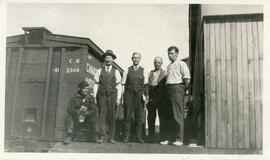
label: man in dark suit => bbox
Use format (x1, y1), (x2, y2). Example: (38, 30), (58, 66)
(122, 52), (148, 143)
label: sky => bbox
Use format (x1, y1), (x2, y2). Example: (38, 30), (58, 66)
(6, 3), (189, 72)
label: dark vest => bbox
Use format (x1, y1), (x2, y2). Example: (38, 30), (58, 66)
(125, 66), (144, 92)
(98, 67), (117, 96)
(148, 69), (166, 86)
(148, 69), (166, 99)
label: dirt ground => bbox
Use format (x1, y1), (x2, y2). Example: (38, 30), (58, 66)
(5, 139), (55, 152)
(5, 139), (261, 154)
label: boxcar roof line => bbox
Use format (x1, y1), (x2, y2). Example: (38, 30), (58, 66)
(6, 27), (123, 72)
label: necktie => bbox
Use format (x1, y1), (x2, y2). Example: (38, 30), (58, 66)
(106, 68), (110, 74)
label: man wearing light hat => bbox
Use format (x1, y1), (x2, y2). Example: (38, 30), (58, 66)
(93, 49), (122, 143)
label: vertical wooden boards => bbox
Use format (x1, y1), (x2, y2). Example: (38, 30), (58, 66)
(54, 48), (66, 139)
(257, 20), (263, 150)
(241, 19), (250, 149)
(202, 14), (263, 149)
(5, 48), (11, 134)
(220, 20), (228, 148)
(214, 20), (222, 148)
(252, 20), (262, 149)
(20, 48), (48, 137)
(5, 48), (19, 136)
(6, 48), (11, 78)
(209, 20), (217, 148)
(231, 20), (239, 149)
(236, 20), (244, 149)
(204, 22), (211, 147)
(225, 20), (233, 149)
(41, 47), (53, 137)
(247, 19), (256, 149)
(45, 48), (61, 138)
(10, 48), (23, 136)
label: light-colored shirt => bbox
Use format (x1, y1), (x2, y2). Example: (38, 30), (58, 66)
(166, 57), (190, 84)
(147, 69), (166, 86)
(93, 65), (122, 100)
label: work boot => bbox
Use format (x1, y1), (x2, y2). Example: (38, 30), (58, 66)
(136, 126), (144, 143)
(108, 139), (116, 144)
(137, 137), (144, 143)
(96, 139), (104, 144)
(95, 134), (104, 144)
(63, 136), (72, 145)
(147, 135), (155, 143)
(123, 137), (129, 143)
(95, 135), (100, 143)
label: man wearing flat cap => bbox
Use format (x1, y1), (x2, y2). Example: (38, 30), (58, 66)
(93, 49), (122, 143)
(63, 80), (98, 145)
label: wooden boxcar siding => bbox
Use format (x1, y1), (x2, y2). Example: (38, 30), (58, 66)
(54, 47), (101, 139)
(202, 16), (263, 149)
(5, 48), (19, 136)
(5, 46), (102, 140)
(8, 47), (50, 137)
(6, 30), (123, 140)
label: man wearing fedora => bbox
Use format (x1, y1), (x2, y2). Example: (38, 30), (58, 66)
(93, 49), (122, 143)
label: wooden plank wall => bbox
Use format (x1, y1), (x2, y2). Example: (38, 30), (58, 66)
(201, 15), (263, 149)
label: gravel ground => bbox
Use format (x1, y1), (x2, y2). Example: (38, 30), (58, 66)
(5, 139), (56, 152)
(5, 139), (261, 154)
(49, 141), (261, 154)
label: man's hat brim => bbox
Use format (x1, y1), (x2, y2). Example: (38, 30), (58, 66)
(103, 52), (116, 60)
(78, 81), (89, 89)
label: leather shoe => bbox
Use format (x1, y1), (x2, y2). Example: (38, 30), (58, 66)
(109, 139), (116, 143)
(95, 138), (104, 144)
(123, 137), (129, 143)
(63, 136), (72, 145)
(137, 138), (144, 143)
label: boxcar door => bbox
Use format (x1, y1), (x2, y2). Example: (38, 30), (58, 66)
(12, 48), (49, 137)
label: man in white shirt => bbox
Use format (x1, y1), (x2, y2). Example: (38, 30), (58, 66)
(165, 46), (190, 146)
(122, 52), (148, 143)
(93, 50), (121, 143)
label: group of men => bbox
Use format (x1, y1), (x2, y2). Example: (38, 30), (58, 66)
(64, 46), (190, 146)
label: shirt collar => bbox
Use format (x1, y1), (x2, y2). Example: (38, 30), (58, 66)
(175, 55), (181, 61)
(105, 65), (112, 70)
(75, 92), (86, 99)
(133, 65), (139, 70)
(153, 68), (162, 72)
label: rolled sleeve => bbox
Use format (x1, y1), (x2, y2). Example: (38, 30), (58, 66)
(115, 70), (122, 84)
(147, 71), (151, 85)
(115, 70), (122, 100)
(121, 69), (128, 85)
(93, 69), (101, 98)
(144, 70), (148, 84)
(179, 61), (190, 79)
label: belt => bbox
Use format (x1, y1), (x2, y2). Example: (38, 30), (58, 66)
(166, 83), (184, 86)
